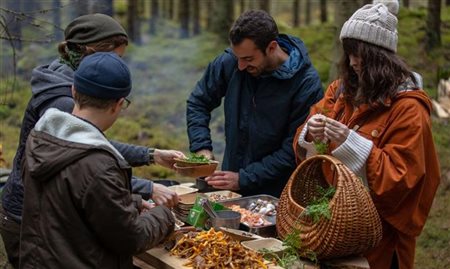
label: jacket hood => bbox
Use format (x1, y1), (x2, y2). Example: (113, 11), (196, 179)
(396, 89), (432, 114)
(271, 34), (312, 80)
(386, 73), (431, 114)
(31, 59), (74, 96)
(26, 108), (128, 180)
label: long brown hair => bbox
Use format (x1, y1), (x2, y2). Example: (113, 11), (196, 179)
(57, 35), (128, 70)
(339, 38), (415, 106)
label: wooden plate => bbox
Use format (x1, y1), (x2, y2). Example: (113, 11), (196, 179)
(167, 185), (198, 196)
(219, 227), (262, 241)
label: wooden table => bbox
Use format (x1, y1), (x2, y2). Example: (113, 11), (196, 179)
(134, 245), (370, 269)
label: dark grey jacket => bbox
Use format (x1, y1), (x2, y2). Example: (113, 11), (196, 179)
(187, 34), (323, 197)
(1, 59), (152, 222)
(20, 109), (174, 269)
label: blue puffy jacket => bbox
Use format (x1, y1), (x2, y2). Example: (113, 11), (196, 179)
(187, 34), (323, 197)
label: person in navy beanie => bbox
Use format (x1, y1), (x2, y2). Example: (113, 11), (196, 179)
(19, 52), (175, 269)
(0, 14), (183, 267)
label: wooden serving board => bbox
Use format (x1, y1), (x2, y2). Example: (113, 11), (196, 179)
(135, 246), (289, 269)
(135, 245), (369, 269)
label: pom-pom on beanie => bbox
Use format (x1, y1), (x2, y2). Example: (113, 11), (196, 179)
(340, 0), (399, 52)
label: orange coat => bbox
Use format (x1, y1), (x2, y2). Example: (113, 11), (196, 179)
(294, 80), (440, 269)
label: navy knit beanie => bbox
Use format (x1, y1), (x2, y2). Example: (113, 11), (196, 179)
(74, 52), (131, 99)
(65, 13), (128, 44)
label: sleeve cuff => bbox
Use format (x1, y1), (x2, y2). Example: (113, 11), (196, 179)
(297, 124), (317, 159)
(332, 130), (373, 179)
(148, 148), (155, 165)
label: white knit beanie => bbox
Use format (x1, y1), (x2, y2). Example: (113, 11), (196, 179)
(340, 0), (399, 52)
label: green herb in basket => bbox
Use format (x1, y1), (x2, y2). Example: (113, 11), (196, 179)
(185, 153), (210, 163)
(304, 186), (336, 223)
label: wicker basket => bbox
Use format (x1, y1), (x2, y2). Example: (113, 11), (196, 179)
(276, 155), (382, 260)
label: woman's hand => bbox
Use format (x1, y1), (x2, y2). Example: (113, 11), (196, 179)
(323, 117), (350, 147)
(307, 114), (327, 142)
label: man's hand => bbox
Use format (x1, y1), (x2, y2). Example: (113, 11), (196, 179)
(151, 183), (179, 208)
(196, 149), (215, 160)
(154, 149), (185, 169)
(205, 171), (239, 191)
(140, 199), (156, 214)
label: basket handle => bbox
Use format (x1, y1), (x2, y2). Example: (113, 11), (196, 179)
(286, 154), (350, 195)
(307, 154), (343, 166)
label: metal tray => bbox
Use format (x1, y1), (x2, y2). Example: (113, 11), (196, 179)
(219, 194), (279, 237)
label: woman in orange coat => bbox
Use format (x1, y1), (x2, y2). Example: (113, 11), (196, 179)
(293, 1), (440, 268)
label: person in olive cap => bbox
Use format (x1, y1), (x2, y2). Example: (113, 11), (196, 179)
(19, 52), (175, 269)
(0, 13), (182, 267)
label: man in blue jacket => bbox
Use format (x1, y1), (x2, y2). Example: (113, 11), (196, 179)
(186, 10), (323, 197)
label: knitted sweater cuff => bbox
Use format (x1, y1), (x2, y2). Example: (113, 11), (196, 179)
(332, 130), (373, 179)
(297, 124), (317, 159)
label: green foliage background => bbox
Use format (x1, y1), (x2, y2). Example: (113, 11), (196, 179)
(0, 6), (449, 268)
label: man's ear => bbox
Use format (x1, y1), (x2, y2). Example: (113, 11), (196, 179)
(111, 98), (124, 113)
(266, 40), (277, 55)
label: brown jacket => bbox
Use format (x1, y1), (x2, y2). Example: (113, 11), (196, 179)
(294, 80), (440, 269)
(20, 109), (175, 269)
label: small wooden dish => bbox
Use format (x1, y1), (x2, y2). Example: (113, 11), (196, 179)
(174, 161), (219, 178)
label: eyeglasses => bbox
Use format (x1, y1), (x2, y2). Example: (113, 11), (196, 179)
(121, 98), (131, 110)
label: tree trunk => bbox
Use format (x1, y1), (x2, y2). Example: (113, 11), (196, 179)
(52, 0), (63, 41)
(293, 0), (301, 27)
(127, 0), (142, 44)
(328, 0), (361, 82)
(4, 0), (22, 50)
(205, 0), (214, 31)
(260, 0), (270, 13)
(240, 0), (245, 13)
(92, 0), (113, 15)
(425, 0), (441, 51)
(403, 0), (410, 8)
(179, 0), (190, 38)
(149, 0), (159, 35)
(71, 0), (89, 19)
(168, 0), (174, 19)
(249, 0), (257, 9)
(446, 0), (450, 7)
(305, 0), (311, 25)
(320, 0), (327, 23)
(193, 0), (201, 35)
(211, 0), (234, 43)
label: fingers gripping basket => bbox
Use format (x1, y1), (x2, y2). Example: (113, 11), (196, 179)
(276, 155), (382, 260)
